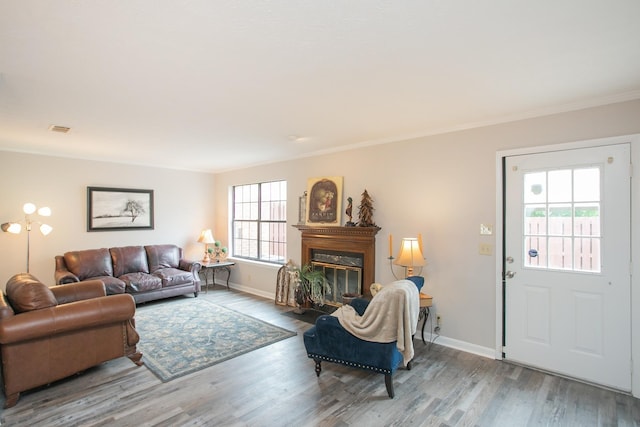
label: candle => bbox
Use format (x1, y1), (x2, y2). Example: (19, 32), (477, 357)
(418, 233), (423, 254)
(389, 234), (393, 258)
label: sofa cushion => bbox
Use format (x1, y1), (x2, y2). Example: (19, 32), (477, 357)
(5, 273), (58, 313)
(95, 276), (126, 295)
(119, 272), (162, 293)
(153, 268), (194, 287)
(110, 246), (149, 277)
(145, 244), (181, 273)
(64, 248), (114, 280)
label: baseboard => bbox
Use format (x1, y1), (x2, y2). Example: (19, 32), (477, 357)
(428, 335), (496, 359)
(218, 281), (275, 300)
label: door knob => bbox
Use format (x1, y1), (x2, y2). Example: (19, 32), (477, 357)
(505, 270), (516, 279)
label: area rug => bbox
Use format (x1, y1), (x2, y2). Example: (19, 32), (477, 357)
(134, 298), (296, 382)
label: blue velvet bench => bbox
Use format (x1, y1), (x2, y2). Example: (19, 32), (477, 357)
(302, 297), (411, 398)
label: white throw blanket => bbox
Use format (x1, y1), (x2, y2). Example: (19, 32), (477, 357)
(331, 280), (419, 366)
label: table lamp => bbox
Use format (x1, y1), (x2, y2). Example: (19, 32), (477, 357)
(393, 237), (425, 277)
(197, 229), (215, 263)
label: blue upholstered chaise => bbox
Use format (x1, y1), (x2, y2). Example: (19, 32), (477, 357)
(303, 297), (410, 398)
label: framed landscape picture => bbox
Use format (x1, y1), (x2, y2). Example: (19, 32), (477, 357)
(306, 176), (343, 226)
(87, 187), (154, 231)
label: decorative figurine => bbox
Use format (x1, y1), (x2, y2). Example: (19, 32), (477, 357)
(357, 189), (376, 227)
(345, 196), (356, 226)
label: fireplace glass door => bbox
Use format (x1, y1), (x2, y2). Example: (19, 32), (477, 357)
(311, 261), (362, 306)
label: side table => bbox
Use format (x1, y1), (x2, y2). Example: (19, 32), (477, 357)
(200, 261), (235, 292)
(419, 293), (433, 344)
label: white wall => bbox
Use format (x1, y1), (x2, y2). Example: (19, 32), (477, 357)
(215, 99), (640, 358)
(0, 153), (215, 288)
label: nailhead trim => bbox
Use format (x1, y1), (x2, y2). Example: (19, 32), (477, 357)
(307, 353), (392, 374)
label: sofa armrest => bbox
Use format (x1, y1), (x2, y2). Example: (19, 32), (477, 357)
(179, 259), (201, 274)
(0, 293), (136, 345)
(55, 255), (80, 284)
(55, 271), (80, 285)
(50, 280), (107, 305)
(0, 293), (15, 320)
(53, 255), (80, 285)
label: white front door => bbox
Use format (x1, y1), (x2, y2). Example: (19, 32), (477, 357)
(504, 143), (631, 390)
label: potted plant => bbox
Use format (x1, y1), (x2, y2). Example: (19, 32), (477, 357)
(294, 264), (330, 308)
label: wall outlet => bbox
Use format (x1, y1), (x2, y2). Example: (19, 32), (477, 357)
(436, 314), (442, 327)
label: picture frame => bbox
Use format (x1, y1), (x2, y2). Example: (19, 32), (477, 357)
(87, 186), (154, 231)
(306, 176), (343, 226)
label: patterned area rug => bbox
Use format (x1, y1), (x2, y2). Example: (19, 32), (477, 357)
(135, 297), (296, 382)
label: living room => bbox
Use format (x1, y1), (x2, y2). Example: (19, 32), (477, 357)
(3, 100), (640, 339)
(2, 1), (640, 425)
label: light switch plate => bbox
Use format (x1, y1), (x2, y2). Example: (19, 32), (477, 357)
(480, 224), (493, 235)
(479, 243), (493, 256)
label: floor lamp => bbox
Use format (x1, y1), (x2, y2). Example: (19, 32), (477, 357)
(1, 203), (53, 273)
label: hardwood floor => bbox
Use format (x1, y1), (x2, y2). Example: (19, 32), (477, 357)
(2, 286), (640, 426)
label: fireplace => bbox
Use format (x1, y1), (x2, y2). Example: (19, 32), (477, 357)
(293, 225), (381, 303)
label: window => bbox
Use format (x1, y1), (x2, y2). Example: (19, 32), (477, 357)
(523, 167), (601, 272)
(232, 180), (287, 263)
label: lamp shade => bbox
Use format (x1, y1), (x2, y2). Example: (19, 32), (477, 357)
(40, 223), (53, 235)
(22, 203), (36, 215)
(37, 206), (52, 216)
(393, 238), (425, 267)
(1, 223), (22, 234)
(197, 229), (215, 244)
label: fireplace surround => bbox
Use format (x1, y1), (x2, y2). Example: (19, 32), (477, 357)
(293, 225), (381, 301)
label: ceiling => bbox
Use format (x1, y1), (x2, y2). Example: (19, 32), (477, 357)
(1, 1), (640, 173)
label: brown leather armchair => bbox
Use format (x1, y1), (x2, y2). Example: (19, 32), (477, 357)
(0, 273), (142, 408)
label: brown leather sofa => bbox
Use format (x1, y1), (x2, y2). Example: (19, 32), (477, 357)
(0, 273), (142, 408)
(55, 244), (201, 304)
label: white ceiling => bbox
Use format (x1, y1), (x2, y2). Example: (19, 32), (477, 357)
(1, 1), (640, 173)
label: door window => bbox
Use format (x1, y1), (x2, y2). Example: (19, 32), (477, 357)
(523, 167), (601, 272)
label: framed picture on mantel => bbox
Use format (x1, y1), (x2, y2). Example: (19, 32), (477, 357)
(306, 176), (343, 226)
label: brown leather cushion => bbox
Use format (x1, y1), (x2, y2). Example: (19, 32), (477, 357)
(5, 273), (58, 313)
(120, 272), (162, 293)
(145, 245), (181, 273)
(64, 248), (114, 280)
(92, 276), (126, 295)
(110, 246), (149, 277)
(153, 268), (193, 287)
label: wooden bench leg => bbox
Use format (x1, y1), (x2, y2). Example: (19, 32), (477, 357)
(384, 374), (395, 398)
(314, 359), (322, 377)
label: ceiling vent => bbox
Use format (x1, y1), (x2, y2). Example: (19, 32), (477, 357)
(49, 125), (71, 133)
